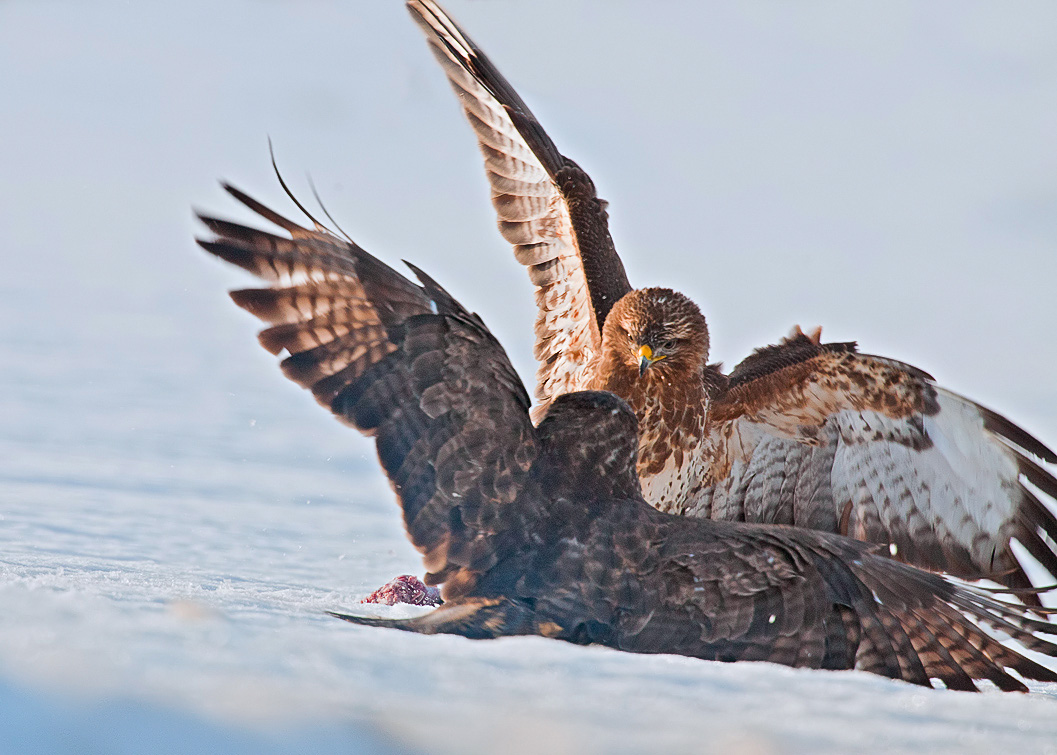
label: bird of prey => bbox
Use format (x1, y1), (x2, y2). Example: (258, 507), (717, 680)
(195, 184), (1057, 691)
(406, 0), (1057, 595)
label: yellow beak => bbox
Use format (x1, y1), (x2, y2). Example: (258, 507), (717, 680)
(638, 345), (665, 376)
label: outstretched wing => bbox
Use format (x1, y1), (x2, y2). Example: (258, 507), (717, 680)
(197, 185), (540, 598)
(695, 331), (1057, 594)
(345, 496), (1057, 691)
(650, 521), (1057, 692)
(408, 0), (632, 419)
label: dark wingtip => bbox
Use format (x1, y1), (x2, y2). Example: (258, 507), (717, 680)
(982, 403), (1057, 464)
(404, 259), (462, 316)
(228, 288), (278, 327)
(403, 259), (435, 288)
(195, 237), (229, 260)
(216, 181), (310, 235)
(326, 610), (359, 623)
(194, 214), (229, 235)
(325, 610), (409, 629)
(220, 180), (246, 201)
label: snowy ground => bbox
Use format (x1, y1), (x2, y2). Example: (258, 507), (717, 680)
(3, 1), (1057, 752)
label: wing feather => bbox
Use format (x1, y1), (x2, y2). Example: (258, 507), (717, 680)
(407, 0), (632, 419)
(705, 334), (1057, 591)
(605, 519), (1057, 689)
(197, 186), (539, 598)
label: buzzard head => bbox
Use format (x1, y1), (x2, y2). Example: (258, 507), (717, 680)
(599, 288), (710, 385)
(535, 390), (643, 502)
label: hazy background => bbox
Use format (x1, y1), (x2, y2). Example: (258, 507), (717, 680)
(2, 1), (1057, 752)
(4, 1), (1056, 432)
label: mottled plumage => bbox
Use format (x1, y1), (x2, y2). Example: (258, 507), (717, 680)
(407, 0), (1057, 595)
(197, 185), (1057, 690)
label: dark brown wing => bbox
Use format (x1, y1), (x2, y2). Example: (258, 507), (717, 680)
(656, 520), (1057, 690)
(407, 0), (632, 419)
(699, 332), (1057, 594)
(197, 185), (540, 597)
(334, 486), (1057, 691)
(538, 508), (1057, 690)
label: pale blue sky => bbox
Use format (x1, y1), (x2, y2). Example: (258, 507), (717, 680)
(3, 0), (1056, 451)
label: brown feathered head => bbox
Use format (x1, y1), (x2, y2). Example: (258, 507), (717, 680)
(535, 390), (642, 503)
(597, 288), (710, 386)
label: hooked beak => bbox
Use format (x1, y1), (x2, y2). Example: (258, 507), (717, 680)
(638, 344), (665, 376)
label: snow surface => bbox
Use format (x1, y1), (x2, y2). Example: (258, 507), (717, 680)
(3, 1), (1057, 752)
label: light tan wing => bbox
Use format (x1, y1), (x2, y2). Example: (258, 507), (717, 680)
(693, 333), (1057, 594)
(408, 0), (632, 419)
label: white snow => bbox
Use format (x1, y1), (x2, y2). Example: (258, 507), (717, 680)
(3, 1), (1057, 753)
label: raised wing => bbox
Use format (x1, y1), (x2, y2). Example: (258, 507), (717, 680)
(197, 185), (540, 598)
(407, 0), (632, 419)
(695, 331), (1057, 595)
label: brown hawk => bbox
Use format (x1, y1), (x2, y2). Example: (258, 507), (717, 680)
(406, 0), (1057, 596)
(196, 184), (1057, 690)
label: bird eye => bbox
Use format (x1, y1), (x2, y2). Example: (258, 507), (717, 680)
(661, 339), (677, 351)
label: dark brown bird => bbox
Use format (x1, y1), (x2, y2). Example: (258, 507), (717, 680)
(197, 184), (1057, 691)
(406, 0), (1057, 595)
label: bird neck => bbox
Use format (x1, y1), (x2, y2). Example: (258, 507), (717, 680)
(590, 356), (710, 477)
